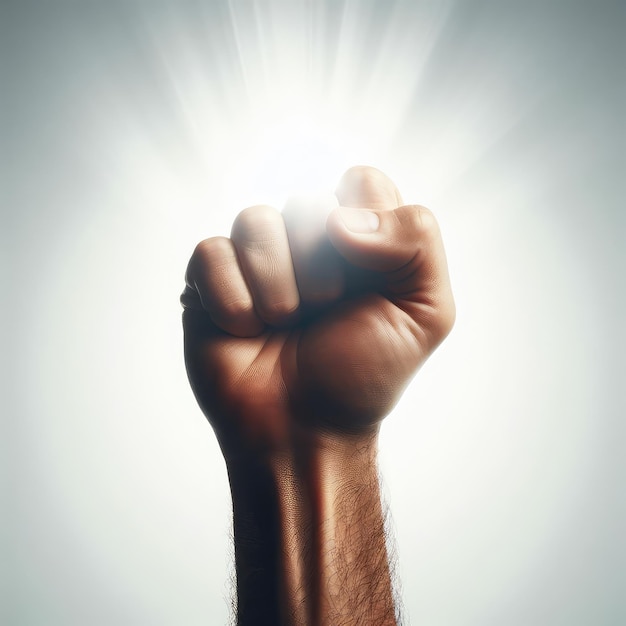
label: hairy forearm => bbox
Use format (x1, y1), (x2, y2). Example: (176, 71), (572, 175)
(225, 430), (398, 626)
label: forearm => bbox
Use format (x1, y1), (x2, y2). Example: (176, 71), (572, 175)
(225, 430), (398, 626)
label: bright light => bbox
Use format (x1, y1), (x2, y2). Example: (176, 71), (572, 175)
(222, 110), (376, 210)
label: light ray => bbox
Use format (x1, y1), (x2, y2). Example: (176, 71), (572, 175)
(9, 3), (620, 624)
(131, 0), (464, 218)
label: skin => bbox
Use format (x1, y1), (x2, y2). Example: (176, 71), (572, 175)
(181, 166), (455, 625)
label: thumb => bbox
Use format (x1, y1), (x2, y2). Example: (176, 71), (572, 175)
(326, 201), (456, 340)
(327, 202), (441, 273)
(328, 165), (414, 272)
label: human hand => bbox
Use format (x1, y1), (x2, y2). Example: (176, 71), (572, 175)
(181, 166), (455, 459)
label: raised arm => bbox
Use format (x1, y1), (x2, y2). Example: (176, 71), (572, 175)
(181, 166), (455, 625)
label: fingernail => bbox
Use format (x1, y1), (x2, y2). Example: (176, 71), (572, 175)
(336, 207), (379, 233)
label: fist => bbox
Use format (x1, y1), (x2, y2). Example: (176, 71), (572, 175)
(181, 167), (455, 456)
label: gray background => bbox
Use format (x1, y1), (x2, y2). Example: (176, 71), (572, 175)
(2, 0), (624, 624)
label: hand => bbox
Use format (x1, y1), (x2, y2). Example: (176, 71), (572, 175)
(181, 166), (455, 458)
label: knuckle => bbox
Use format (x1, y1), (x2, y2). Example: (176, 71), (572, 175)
(257, 298), (299, 326)
(401, 204), (440, 238)
(193, 236), (233, 266)
(186, 237), (226, 291)
(222, 295), (255, 319)
(232, 205), (282, 241)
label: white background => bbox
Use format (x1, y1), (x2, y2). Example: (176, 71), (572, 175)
(3, 1), (624, 624)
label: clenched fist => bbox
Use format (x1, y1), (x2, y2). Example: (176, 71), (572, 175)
(182, 166), (454, 457)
